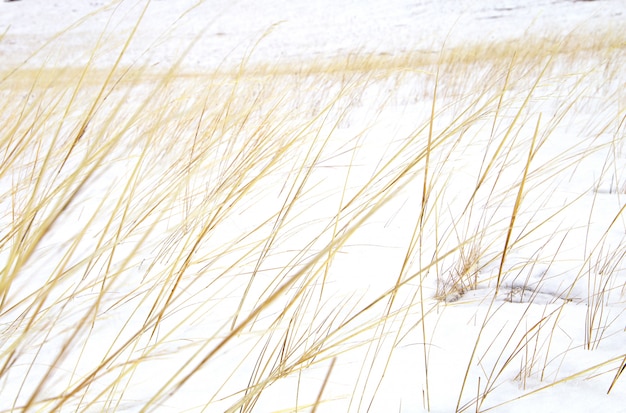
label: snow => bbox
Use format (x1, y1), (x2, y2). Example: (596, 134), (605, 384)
(0, 0), (624, 412)
(2, 0), (624, 69)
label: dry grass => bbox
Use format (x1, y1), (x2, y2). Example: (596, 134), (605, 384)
(0, 6), (625, 413)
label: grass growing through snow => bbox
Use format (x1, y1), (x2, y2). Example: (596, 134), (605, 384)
(0, 8), (625, 413)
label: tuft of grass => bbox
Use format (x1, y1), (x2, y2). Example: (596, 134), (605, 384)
(436, 241), (482, 303)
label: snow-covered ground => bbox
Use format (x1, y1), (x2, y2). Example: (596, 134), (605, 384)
(0, 1), (624, 412)
(1, 0), (624, 69)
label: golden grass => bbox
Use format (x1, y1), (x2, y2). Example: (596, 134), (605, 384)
(0, 10), (624, 413)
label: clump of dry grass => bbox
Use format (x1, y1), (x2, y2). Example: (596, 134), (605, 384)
(1, 4), (625, 412)
(436, 242), (482, 302)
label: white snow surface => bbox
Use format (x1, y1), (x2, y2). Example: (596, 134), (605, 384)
(0, 1), (625, 413)
(1, 0), (624, 68)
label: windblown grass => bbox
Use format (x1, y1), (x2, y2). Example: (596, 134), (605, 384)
(0, 7), (624, 413)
